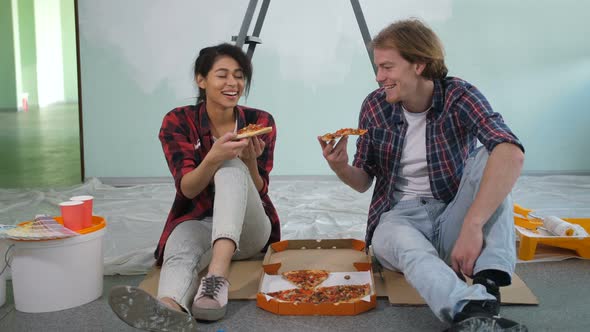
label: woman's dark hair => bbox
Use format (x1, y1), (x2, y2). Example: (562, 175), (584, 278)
(194, 43), (253, 103)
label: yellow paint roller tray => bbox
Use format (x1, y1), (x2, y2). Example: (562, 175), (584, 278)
(514, 204), (590, 260)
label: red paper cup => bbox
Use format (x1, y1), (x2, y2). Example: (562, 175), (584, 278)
(59, 201), (84, 231)
(70, 195), (94, 228)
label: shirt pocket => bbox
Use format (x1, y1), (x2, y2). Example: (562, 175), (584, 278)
(371, 128), (395, 174)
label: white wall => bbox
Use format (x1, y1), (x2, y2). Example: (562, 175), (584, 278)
(34, 0), (64, 107)
(11, 0), (22, 108)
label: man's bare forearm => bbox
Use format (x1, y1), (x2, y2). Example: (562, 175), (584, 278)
(333, 164), (373, 193)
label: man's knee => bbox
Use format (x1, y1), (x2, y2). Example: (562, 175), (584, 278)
(371, 229), (389, 259)
(371, 222), (410, 268)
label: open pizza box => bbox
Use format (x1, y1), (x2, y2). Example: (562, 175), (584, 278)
(256, 238), (377, 316)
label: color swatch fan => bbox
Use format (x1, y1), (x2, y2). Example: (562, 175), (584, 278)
(0, 215), (80, 240)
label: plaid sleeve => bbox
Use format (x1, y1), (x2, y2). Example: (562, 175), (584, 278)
(158, 110), (200, 197)
(353, 97), (377, 177)
(456, 86), (525, 153)
(256, 113), (276, 197)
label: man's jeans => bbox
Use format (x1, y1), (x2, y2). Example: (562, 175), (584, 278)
(372, 147), (516, 322)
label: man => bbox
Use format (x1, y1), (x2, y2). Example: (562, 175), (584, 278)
(319, 19), (527, 331)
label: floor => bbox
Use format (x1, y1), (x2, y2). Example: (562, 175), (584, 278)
(1, 259), (589, 331)
(1, 174), (589, 331)
(0, 104), (81, 188)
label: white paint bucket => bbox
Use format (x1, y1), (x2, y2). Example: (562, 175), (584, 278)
(9, 227), (105, 313)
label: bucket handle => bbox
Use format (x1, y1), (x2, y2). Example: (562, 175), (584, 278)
(0, 244), (14, 277)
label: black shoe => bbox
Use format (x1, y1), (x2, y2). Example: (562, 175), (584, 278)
(447, 315), (528, 332)
(473, 276), (501, 305)
(447, 300), (527, 332)
(109, 285), (198, 332)
(458, 299), (500, 318)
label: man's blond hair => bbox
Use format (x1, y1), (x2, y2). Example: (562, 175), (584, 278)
(372, 18), (448, 80)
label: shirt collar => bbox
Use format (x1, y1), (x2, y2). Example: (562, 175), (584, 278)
(389, 79), (444, 124)
(431, 79), (445, 117)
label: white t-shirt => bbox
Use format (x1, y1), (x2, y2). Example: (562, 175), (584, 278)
(393, 105), (434, 201)
(212, 120), (238, 142)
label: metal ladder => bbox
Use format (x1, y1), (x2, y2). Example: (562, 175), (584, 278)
(232, 0), (376, 74)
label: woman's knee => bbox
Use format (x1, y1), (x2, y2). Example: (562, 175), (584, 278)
(213, 158), (249, 182)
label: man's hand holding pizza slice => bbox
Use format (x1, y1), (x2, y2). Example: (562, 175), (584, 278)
(318, 128), (367, 173)
(318, 135), (350, 173)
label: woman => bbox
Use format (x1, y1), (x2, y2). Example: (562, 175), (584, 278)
(110, 43), (280, 331)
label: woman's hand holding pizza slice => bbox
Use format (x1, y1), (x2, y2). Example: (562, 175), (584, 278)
(206, 132), (249, 164)
(238, 136), (266, 161)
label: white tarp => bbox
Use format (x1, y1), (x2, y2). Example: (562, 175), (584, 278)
(1, 175), (589, 275)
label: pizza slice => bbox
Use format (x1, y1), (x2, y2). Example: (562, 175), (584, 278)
(265, 288), (313, 303)
(310, 283), (371, 304)
(281, 269), (330, 290)
(320, 128), (368, 142)
(235, 123), (273, 139)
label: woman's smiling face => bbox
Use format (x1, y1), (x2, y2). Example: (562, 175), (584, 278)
(197, 55), (245, 110)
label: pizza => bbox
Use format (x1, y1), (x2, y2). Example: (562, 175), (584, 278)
(235, 123), (273, 139)
(309, 284), (371, 304)
(282, 269), (330, 289)
(265, 283), (371, 304)
(265, 288), (313, 303)
(320, 128), (368, 142)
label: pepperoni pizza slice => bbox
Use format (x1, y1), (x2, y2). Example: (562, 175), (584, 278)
(235, 123), (273, 139)
(281, 269), (330, 290)
(320, 128), (368, 142)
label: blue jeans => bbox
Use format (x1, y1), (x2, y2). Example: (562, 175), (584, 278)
(372, 147), (516, 323)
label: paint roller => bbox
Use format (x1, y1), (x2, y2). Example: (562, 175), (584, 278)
(539, 216), (588, 237)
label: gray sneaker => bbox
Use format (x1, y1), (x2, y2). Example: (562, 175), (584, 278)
(191, 275), (230, 321)
(109, 285), (198, 332)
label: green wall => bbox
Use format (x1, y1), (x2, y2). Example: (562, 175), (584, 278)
(0, 0), (17, 111)
(16, 0), (38, 107)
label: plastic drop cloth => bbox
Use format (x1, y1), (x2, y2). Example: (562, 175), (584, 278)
(1, 175), (589, 275)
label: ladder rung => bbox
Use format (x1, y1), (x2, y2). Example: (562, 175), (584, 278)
(231, 36), (262, 44)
